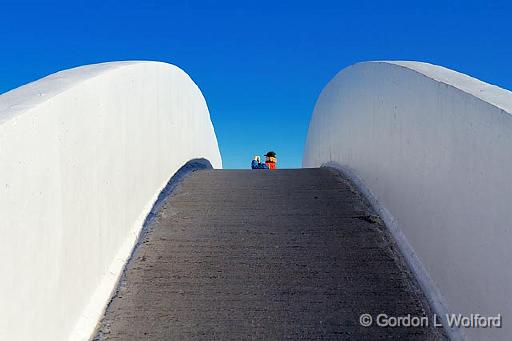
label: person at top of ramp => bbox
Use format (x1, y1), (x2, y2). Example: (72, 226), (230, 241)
(251, 155), (269, 169)
(264, 151), (277, 170)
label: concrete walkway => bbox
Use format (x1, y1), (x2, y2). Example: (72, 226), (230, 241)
(94, 168), (445, 340)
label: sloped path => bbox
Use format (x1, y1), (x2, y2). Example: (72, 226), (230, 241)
(94, 168), (444, 340)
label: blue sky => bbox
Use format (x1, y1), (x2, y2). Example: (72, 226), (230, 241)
(1, 0), (511, 168)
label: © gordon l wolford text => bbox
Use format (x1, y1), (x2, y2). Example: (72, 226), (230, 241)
(359, 313), (502, 328)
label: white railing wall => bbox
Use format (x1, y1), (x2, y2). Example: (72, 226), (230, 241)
(0, 61), (222, 341)
(304, 61), (512, 341)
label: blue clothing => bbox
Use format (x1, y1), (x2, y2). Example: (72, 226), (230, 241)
(251, 160), (269, 169)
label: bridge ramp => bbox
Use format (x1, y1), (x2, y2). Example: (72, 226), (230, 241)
(94, 168), (444, 340)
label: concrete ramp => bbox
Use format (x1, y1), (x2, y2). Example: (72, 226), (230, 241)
(94, 168), (444, 340)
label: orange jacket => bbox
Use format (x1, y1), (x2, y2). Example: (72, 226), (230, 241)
(265, 162), (276, 170)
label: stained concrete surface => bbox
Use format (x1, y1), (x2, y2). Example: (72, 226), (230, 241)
(94, 168), (445, 340)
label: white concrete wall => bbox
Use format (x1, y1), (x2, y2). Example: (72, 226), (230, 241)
(304, 61), (512, 341)
(0, 61), (222, 341)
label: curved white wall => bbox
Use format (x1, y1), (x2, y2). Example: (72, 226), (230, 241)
(0, 61), (222, 341)
(304, 61), (512, 341)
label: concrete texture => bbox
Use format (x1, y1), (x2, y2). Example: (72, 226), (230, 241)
(0, 61), (221, 341)
(94, 168), (444, 340)
(304, 61), (512, 340)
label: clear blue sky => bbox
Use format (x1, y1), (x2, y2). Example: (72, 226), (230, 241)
(1, 0), (511, 168)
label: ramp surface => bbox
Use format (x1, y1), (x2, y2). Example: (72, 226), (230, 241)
(94, 168), (444, 340)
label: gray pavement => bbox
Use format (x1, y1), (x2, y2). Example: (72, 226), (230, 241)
(94, 168), (445, 340)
